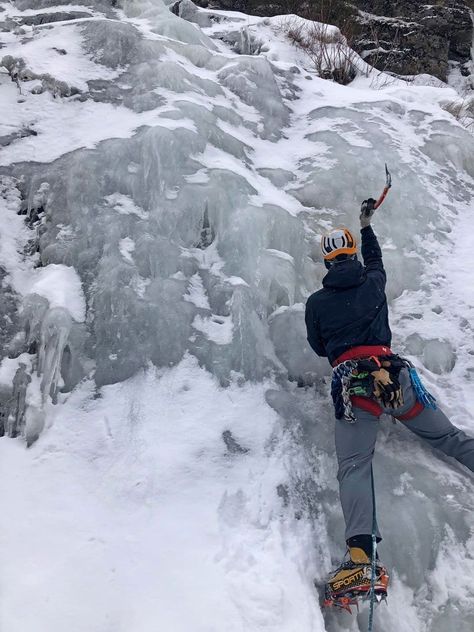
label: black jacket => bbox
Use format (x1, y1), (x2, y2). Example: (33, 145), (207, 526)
(305, 226), (391, 365)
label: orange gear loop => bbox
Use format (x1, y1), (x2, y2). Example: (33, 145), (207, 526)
(368, 355), (381, 368)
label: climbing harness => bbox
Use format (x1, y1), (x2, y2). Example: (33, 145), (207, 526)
(331, 355), (396, 421)
(332, 352), (436, 421)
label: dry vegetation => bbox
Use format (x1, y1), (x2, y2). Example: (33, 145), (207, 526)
(282, 9), (358, 84)
(441, 97), (474, 133)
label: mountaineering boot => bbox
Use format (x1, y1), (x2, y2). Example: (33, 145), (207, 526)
(323, 547), (389, 612)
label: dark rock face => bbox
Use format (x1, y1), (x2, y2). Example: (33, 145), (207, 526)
(13, 11), (93, 26)
(11, 0), (117, 17)
(354, 0), (473, 80)
(209, 0), (473, 81)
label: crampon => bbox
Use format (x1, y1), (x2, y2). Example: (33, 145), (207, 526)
(323, 569), (389, 614)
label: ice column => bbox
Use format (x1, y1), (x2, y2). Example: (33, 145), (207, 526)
(6, 363), (31, 438)
(37, 308), (72, 404)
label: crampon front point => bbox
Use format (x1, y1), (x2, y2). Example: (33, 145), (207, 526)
(323, 573), (389, 614)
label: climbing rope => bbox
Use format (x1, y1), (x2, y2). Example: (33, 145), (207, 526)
(367, 466), (377, 632)
(331, 360), (358, 422)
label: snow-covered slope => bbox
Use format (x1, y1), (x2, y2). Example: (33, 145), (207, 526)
(0, 1), (473, 631)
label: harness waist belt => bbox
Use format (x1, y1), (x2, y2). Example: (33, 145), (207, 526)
(395, 401), (424, 421)
(332, 345), (393, 367)
(351, 397), (425, 420)
(350, 395), (383, 417)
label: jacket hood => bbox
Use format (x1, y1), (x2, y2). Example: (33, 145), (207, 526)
(322, 259), (365, 290)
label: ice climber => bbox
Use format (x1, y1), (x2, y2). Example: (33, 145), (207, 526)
(304, 198), (474, 610)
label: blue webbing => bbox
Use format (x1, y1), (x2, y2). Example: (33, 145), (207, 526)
(408, 366), (437, 410)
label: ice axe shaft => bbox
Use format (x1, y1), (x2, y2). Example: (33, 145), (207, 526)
(373, 163), (392, 210)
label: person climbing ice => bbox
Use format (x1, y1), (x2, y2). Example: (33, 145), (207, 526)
(304, 181), (474, 613)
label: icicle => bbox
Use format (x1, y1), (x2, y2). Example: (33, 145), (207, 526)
(37, 308), (72, 404)
(239, 28), (251, 55)
(197, 203), (215, 249)
(21, 294), (49, 354)
(6, 363), (31, 438)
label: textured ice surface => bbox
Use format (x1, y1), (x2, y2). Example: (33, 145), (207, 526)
(0, 1), (474, 631)
(422, 339), (456, 374)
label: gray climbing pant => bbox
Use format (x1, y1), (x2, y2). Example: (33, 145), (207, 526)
(335, 368), (474, 541)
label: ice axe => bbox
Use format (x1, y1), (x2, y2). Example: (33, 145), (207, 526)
(362, 164), (392, 217)
(374, 163), (392, 209)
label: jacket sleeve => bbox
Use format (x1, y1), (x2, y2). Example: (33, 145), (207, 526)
(305, 298), (327, 357)
(361, 225), (386, 288)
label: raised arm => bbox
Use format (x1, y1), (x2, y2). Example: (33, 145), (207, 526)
(360, 199), (386, 286)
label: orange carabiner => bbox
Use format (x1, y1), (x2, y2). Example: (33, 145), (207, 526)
(368, 355), (381, 368)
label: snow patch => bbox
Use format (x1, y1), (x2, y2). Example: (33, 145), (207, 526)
(192, 314), (233, 344)
(25, 265), (86, 323)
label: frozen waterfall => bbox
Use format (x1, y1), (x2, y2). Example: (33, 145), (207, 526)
(0, 1), (473, 631)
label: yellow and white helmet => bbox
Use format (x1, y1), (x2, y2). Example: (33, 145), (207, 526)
(320, 227), (357, 261)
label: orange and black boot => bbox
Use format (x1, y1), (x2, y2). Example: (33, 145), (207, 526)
(323, 547), (389, 612)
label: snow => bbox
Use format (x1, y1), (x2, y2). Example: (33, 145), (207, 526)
(0, 179), (85, 322)
(24, 264), (86, 322)
(0, 175), (29, 277)
(0, 1), (473, 631)
(192, 313), (233, 344)
(265, 248), (295, 263)
(119, 237), (135, 263)
(184, 272), (211, 309)
(0, 353), (33, 388)
(226, 275), (250, 287)
(3, 22), (120, 91)
(0, 356), (325, 632)
(104, 193), (148, 219)
(0, 93), (197, 165)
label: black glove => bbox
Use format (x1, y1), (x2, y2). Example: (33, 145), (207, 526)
(360, 198), (377, 228)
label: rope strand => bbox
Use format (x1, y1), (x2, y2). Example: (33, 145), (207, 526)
(367, 466), (377, 632)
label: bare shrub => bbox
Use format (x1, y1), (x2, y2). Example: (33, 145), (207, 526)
(282, 14), (358, 84)
(441, 98), (474, 133)
(443, 99), (463, 119)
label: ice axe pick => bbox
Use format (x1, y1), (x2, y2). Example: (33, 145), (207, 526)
(374, 163), (392, 210)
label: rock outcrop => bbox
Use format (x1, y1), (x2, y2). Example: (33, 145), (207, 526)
(353, 0), (472, 81)
(206, 0), (473, 82)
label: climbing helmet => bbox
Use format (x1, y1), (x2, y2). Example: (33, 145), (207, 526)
(320, 227), (357, 261)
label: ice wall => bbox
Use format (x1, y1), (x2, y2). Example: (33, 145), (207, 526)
(1, 2), (474, 629)
(3, 0), (472, 405)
